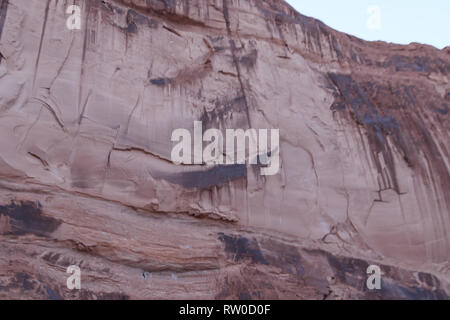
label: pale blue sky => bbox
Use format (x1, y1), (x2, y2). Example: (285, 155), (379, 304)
(286, 0), (450, 49)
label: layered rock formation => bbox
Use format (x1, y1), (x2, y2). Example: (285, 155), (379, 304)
(0, 0), (449, 299)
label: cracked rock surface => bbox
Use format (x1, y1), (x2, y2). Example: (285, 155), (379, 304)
(0, 0), (449, 299)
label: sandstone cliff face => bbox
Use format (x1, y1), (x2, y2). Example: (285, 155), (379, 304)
(0, 0), (449, 299)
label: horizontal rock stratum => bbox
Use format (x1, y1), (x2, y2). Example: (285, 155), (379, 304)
(0, 0), (449, 299)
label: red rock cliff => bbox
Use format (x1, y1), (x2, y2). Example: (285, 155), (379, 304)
(0, 0), (449, 299)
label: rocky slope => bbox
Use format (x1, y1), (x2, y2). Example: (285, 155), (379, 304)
(0, 0), (449, 299)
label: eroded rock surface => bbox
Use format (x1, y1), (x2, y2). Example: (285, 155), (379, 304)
(0, 0), (448, 299)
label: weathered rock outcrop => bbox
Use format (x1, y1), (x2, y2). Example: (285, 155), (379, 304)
(0, 0), (448, 299)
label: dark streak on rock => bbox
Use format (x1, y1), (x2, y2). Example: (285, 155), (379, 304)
(16, 272), (35, 291)
(113, 0), (205, 29)
(383, 55), (450, 74)
(216, 236), (449, 299)
(99, 1), (158, 33)
(379, 280), (448, 300)
(307, 248), (449, 300)
(329, 73), (402, 193)
(0, 272), (36, 292)
(418, 272), (440, 287)
(213, 46), (226, 52)
(45, 286), (63, 300)
(328, 73), (450, 205)
(99, 0), (124, 14)
(79, 290), (130, 300)
(41, 252), (73, 268)
(239, 49), (258, 69)
(149, 52), (213, 86)
(150, 77), (173, 86)
(222, 0), (252, 128)
(432, 103), (449, 115)
(0, 0), (8, 52)
(218, 233), (268, 265)
(260, 240), (306, 277)
(163, 25), (182, 37)
(200, 95), (247, 127)
(32, 0), (51, 88)
(125, 9), (158, 33)
(0, 200), (61, 236)
(324, 250), (369, 290)
(164, 164), (247, 189)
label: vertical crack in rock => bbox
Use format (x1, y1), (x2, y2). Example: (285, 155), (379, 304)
(78, 1), (92, 119)
(222, 0), (252, 128)
(0, 0), (7, 63)
(32, 0), (51, 89)
(0, 0), (8, 43)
